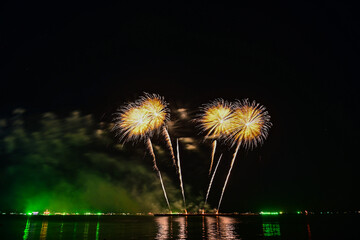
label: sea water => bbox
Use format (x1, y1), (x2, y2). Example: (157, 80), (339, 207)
(0, 214), (359, 239)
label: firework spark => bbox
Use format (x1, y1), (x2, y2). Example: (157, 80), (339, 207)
(139, 93), (170, 133)
(198, 99), (234, 139)
(217, 99), (271, 212)
(205, 153), (223, 206)
(197, 99), (234, 174)
(113, 103), (152, 142)
(210, 140), (217, 175)
(147, 138), (171, 212)
(176, 138), (187, 213)
(227, 99), (271, 149)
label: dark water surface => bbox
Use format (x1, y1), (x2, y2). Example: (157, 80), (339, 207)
(0, 214), (359, 239)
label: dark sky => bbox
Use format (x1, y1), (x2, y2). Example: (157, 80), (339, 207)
(1, 3), (360, 212)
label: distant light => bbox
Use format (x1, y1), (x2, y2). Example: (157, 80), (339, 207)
(297, 211), (301, 214)
(27, 212), (32, 216)
(260, 211), (279, 215)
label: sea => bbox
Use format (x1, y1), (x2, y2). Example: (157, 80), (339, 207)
(0, 214), (359, 239)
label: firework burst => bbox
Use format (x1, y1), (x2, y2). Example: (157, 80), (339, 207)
(113, 94), (173, 212)
(217, 99), (271, 212)
(139, 93), (170, 132)
(227, 99), (272, 149)
(198, 99), (234, 139)
(197, 99), (234, 174)
(113, 93), (187, 213)
(113, 103), (152, 142)
(138, 94), (187, 212)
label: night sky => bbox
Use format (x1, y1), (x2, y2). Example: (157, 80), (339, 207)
(1, 3), (360, 213)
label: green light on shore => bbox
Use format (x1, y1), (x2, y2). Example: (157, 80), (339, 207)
(297, 211), (301, 214)
(26, 212), (32, 216)
(260, 212), (279, 215)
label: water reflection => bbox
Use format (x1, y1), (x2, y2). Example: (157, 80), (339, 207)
(204, 216), (240, 239)
(17, 215), (288, 239)
(96, 220), (100, 240)
(205, 216), (219, 240)
(59, 222), (64, 240)
(73, 222), (77, 240)
(218, 216), (239, 239)
(83, 222), (89, 240)
(155, 217), (170, 239)
(307, 223), (311, 240)
(174, 216), (187, 239)
(39, 220), (48, 240)
(202, 216), (206, 238)
(155, 216), (239, 239)
(23, 217), (31, 240)
(262, 223), (281, 237)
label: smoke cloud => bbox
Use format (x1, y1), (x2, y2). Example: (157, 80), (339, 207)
(0, 110), (184, 213)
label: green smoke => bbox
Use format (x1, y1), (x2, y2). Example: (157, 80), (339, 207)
(0, 109), (182, 213)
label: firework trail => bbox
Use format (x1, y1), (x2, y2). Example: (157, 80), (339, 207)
(210, 140), (217, 175)
(176, 138), (187, 213)
(197, 99), (234, 175)
(217, 141), (240, 211)
(217, 99), (271, 212)
(205, 153), (223, 206)
(163, 127), (177, 167)
(141, 94), (176, 165)
(139, 94), (176, 166)
(113, 94), (173, 212)
(147, 138), (171, 211)
(139, 93), (187, 211)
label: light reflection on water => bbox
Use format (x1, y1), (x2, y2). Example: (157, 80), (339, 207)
(39, 220), (48, 240)
(23, 217), (31, 240)
(156, 216), (239, 239)
(83, 222), (89, 240)
(20, 215), (243, 239)
(262, 222), (281, 237)
(9, 214), (356, 239)
(155, 216), (170, 239)
(205, 216), (239, 239)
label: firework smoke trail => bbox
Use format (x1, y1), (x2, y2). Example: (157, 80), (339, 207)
(205, 153), (223, 206)
(209, 140), (217, 175)
(147, 138), (171, 212)
(217, 99), (271, 212)
(176, 138), (187, 213)
(163, 127), (177, 167)
(217, 141), (241, 211)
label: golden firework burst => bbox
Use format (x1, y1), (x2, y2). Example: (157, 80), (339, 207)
(113, 103), (151, 142)
(139, 93), (169, 132)
(198, 99), (234, 139)
(228, 99), (271, 149)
